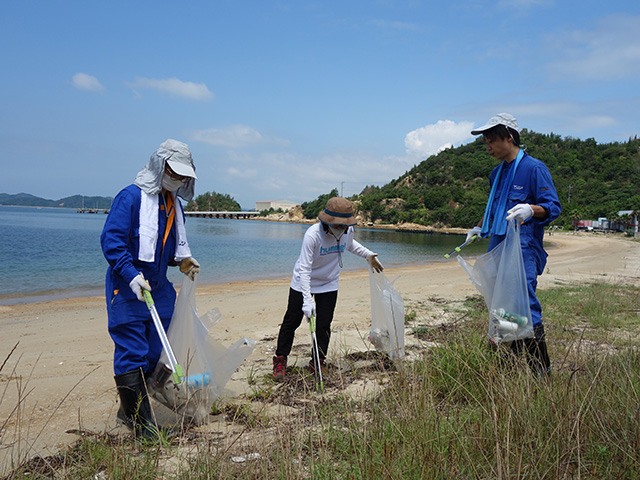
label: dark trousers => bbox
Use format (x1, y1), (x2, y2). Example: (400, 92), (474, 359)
(275, 288), (338, 360)
(509, 324), (551, 376)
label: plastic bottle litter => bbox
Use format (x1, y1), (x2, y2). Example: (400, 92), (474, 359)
(491, 308), (528, 327)
(185, 372), (211, 389)
(231, 453), (261, 463)
(493, 318), (518, 332)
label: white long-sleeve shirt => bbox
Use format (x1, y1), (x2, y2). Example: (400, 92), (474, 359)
(290, 222), (374, 299)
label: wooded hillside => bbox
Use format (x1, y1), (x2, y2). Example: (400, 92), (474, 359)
(352, 131), (640, 228)
(185, 191), (241, 212)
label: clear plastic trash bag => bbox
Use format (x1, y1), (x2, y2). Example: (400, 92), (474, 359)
(457, 220), (533, 345)
(151, 275), (256, 424)
(369, 268), (405, 361)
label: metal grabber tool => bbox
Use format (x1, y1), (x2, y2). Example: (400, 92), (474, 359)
(307, 314), (325, 393)
(444, 235), (477, 258)
(143, 290), (184, 385)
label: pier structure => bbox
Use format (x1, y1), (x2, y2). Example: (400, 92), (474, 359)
(184, 211), (260, 219)
(77, 208), (109, 214)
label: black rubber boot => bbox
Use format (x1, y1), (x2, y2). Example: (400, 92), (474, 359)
(524, 324), (551, 378)
(115, 368), (159, 439)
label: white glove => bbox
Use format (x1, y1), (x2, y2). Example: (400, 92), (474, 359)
(129, 273), (151, 302)
(466, 226), (482, 243)
(302, 297), (316, 319)
(367, 254), (384, 273)
(179, 257), (200, 281)
(506, 204), (534, 223)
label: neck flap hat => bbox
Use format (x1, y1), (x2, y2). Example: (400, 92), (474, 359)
(318, 197), (357, 226)
(134, 139), (197, 201)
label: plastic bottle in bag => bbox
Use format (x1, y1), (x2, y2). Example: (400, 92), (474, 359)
(491, 308), (528, 327)
(493, 318), (518, 332)
(185, 372), (211, 389)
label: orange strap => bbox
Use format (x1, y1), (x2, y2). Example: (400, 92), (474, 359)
(162, 194), (175, 249)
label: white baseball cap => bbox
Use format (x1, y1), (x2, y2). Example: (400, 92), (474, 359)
(471, 113), (520, 135)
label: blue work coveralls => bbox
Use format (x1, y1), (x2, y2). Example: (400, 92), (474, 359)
(485, 153), (561, 326)
(101, 184), (178, 375)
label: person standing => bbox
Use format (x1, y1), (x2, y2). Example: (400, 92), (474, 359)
(101, 139), (200, 437)
(273, 197), (383, 380)
(467, 113), (561, 376)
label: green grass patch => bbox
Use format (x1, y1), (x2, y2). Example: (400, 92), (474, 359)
(5, 282), (640, 479)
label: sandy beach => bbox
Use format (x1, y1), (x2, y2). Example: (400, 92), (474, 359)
(0, 231), (638, 473)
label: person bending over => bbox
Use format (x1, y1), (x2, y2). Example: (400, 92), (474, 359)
(272, 197), (383, 380)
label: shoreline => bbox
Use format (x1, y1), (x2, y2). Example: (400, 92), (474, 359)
(249, 213), (468, 235)
(0, 229), (628, 307)
(0, 232), (638, 473)
(0, 257), (448, 307)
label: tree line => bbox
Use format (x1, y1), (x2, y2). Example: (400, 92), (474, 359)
(186, 131), (640, 229)
(349, 131), (640, 228)
(185, 191), (241, 212)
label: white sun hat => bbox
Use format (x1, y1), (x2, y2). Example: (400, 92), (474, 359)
(471, 113), (520, 135)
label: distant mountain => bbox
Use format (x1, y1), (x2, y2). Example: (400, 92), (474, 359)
(0, 193), (113, 209)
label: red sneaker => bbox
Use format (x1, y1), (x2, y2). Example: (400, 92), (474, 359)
(308, 357), (326, 374)
(273, 355), (287, 381)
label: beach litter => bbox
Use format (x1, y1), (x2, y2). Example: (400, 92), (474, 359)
(368, 268), (405, 362)
(149, 276), (256, 424)
(231, 453), (261, 463)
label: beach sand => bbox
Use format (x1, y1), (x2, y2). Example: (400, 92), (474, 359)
(0, 231), (638, 472)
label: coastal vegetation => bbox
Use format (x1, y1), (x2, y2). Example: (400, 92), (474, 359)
(301, 188), (340, 219)
(185, 191), (241, 212)
(347, 132), (640, 229)
(5, 281), (640, 478)
(3, 132), (639, 229)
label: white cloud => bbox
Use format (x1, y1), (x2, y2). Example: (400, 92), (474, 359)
(128, 77), (213, 100)
(467, 101), (630, 141)
(260, 150), (414, 199)
(72, 73), (105, 92)
(546, 15), (640, 81)
(501, 101), (617, 133)
(190, 125), (290, 148)
(405, 120), (474, 159)
(201, 147), (417, 207)
(226, 166), (258, 179)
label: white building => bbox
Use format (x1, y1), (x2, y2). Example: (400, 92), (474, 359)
(255, 200), (299, 212)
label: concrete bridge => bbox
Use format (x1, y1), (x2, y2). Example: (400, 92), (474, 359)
(184, 211), (260, 219)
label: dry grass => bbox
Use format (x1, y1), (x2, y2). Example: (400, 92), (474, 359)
(3, 282), (640, 479)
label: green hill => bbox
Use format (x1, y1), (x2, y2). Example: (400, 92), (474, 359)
(352, 130), (640, 229)
(185, 191), (242, 212)
(5, 130), (639, 226)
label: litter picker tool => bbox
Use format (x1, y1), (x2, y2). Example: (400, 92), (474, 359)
(307, 314), (324, 393)
(143, 289), (184, 385)
(444, 235), (477, 259)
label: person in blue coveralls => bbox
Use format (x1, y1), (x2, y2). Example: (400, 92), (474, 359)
(101, 139), (200, 437)
(272, 197), (384, 381)
(466, 113), (561, 376)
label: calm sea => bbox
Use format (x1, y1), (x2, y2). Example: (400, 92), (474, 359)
(0, 205), (486, 305)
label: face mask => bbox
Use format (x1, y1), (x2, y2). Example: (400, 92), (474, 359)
(329, 226), (346, 239)
(162, 174), (183, 192)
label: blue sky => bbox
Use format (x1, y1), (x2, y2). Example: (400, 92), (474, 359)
(2, 1), (639, 209)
